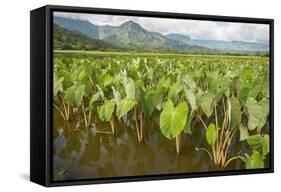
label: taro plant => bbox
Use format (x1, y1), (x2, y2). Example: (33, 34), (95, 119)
(160, 100), (188, 154)
(97, 99), (116, 135)
(196, 88), (246, 168)
(53, 76), (70, 121)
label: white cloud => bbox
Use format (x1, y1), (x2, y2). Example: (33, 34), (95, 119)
(54, 12), (269, 43)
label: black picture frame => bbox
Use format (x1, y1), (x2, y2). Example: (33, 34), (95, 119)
(30, 4), (274, 187)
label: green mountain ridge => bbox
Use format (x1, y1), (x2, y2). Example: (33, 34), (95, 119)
(54, 16), (269, 54)
(53, 24), (125, 51)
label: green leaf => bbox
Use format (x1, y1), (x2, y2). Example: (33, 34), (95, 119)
(168, 82), (183, 102)
(263, 134), (270, 156)
(54, 77), (64, 97)
(156, 77), (171, 93)
(245, 97), (261, 130)
(98, 73), (113, 87)
(247, 134), (270, 156)
(184, 111), (194, 135)
(206, 123), (217, 146)
(116, 97), (136, 119)
(124, 78), (135, 99)
(140, 89), (159, 117)
(246, 97), (269, 131)
(112, 86), (121, 104)
(185, 89), (197, 111)
(197, 92), (214, 117)
(160, 100), (188, 140)
(65, 84), (85, 107)
(259, 98), (269, 128)
(239, 124), (249, 141)
(89, 92), (100, 110)
(98, 100), (115, 122)
(247, 134), (264, 150)
(245, 150), (264, 169)
(230, 97), (242, 129)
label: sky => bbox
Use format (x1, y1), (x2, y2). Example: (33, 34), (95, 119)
(54, 12), (269, 43)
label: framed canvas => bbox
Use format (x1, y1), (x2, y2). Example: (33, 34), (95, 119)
(30, 5), (274, 187)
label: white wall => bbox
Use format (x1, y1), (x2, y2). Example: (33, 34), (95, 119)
(0, 0), (279, 191)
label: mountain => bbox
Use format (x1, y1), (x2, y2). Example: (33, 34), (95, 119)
(54, 16), (269, 54)
(165, 34), (192, 44)
(54, 17), (99, 39)
(192, 39), (269, 53)
(53, 24), (125, 51)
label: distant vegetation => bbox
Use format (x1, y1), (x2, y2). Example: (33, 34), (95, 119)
(53, 16), (269, 55)
(54, 24), (126, 51)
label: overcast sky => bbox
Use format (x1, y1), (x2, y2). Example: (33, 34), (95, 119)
(54, 12), (269, 43)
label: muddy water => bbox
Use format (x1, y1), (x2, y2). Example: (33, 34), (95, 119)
(52, 108), (259, 181)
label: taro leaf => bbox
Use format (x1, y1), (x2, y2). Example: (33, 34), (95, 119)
(184, 111), (194, 135)
(116, 97), (136, 119)
(245, 150), (264, 169)
(206, 123), (217, 146)
(239, 124), (249, 141)
(258, 98), (269, 128)
(247, 134), (270, 156)
(140, 89), (160, 117)
(96, 84), (105, 100)
(246, 97), (269, 131)
(185, 89), (197, 111)
(65, 84), (85, 107)
(99, 73), (113, 87)
(54, 77), (64, 97)
(112, 86), (121, 104)
(183, 75), (196, 91)
(168, 82), (183, 102)
(98, 99), (115, 122)
(239, 83), (252, 103)
(197, 92), (214, 117)
(209, 77), (231, 97)
(160, 100), (188, 140)
(125, 78), (135, 99)
(247, 134), (264, 150)
(230, 97), (242, 129)
(89, 92), (100, 109)
(263, 134), (270, 156)
(245, 97), (262, 130)
(156, 77), (171, 93)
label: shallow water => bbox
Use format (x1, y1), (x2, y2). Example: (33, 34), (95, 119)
(53, 109), (267, 181)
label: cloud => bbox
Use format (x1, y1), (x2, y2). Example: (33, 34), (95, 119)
(54, 12), (269, 43)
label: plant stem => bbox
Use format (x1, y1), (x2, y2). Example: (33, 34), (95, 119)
(110, 118), (115, 136)
(60, 92), (69, 121)
(54, 103), (66, 120)
(176, 133), (181, 154)
(140, 112), (143, 142)
(224, 156), (246, 168)
(198, 116), (207, 130)
(81, 102), (89, 127)
(134, 106), (141, 142)
(195, 147), (213, 160)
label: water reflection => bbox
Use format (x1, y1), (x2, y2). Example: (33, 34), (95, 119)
(53, 109), (266, 181)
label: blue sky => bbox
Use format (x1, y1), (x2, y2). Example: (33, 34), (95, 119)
(54, 12), (269, 43)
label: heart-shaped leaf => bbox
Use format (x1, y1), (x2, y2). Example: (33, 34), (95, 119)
(197, 92), (214, 117)
(65, 84), (85, 107)
(206, 123), (217, 146)
(160, 100), (188, 140)
(116, 97), (136, 119)
(98, 99), (115, 122)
